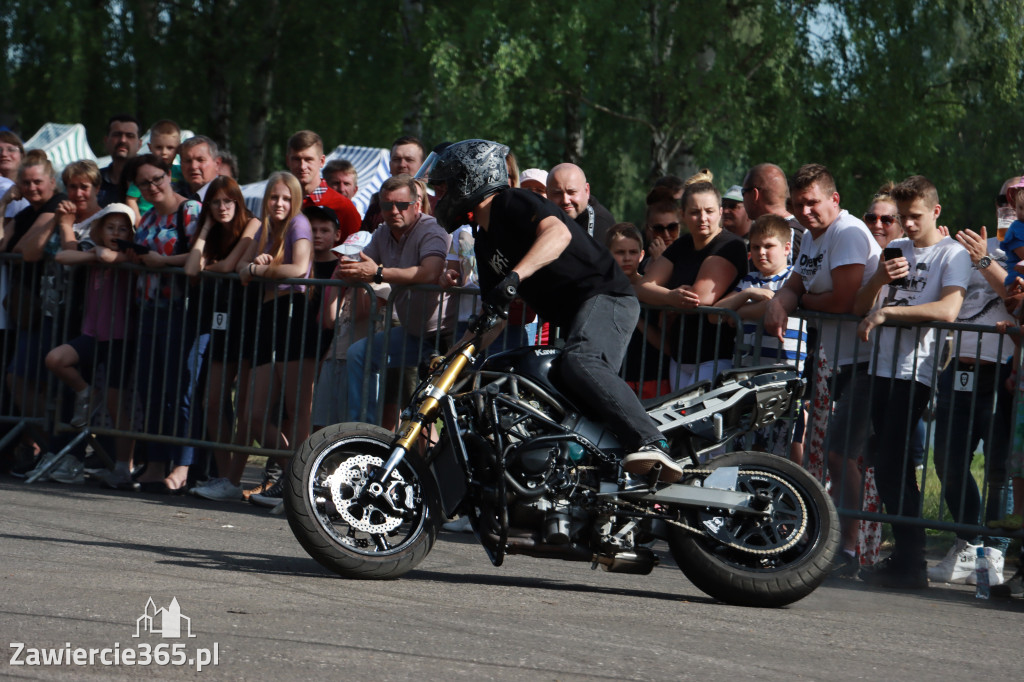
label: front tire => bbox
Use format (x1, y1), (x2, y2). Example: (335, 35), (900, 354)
(284, 422), (442, 579)
(667, 451), (839, 607)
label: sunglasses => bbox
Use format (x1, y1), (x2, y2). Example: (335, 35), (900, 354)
(649, 222), (680, 233)
(863, 212), (898, 226)
(997, 194), (1009, 208)
(380, 199), (417, 211)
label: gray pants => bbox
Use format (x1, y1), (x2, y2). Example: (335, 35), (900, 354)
(554, 294), (664, 451)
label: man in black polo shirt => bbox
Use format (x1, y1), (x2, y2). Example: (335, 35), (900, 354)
(429, 139), (680, 481)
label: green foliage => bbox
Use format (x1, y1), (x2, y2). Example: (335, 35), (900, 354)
(1, 0), (1022, 227)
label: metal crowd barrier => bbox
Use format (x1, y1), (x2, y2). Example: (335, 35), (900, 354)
(1, 253), (1017, 546)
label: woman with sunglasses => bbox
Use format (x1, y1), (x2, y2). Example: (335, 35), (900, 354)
(637, 171), (748, 390)
(235, 172), (317, 508)
(129, 153), (202, 493)
(642, 185), (683, 269)
(864, 182), (902, 248)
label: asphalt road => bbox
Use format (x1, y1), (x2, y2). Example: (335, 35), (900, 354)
(2, 475), (1021, 681)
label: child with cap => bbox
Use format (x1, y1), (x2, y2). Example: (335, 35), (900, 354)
(45, 203), (138, 489)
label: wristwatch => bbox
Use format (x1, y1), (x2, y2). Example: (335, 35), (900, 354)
(974, 255), (992, 271)
(373, 265), (384, 284)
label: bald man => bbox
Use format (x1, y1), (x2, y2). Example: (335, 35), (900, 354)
(742, 162), (805, 263)
(547, 163), (616, 245)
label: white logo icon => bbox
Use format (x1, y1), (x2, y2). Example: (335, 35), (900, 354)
(134, 598), (196, 639)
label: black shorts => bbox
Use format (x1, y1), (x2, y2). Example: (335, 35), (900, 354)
(254, 293), (320, 366)
(68, 335), (133, 388)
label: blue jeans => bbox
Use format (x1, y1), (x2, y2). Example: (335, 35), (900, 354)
(345, 326), (438, 422)
(555, 294), (663, 452)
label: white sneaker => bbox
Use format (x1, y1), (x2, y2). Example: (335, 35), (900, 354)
(24, 452), (65, 484)
(621, 445), (683, 483)
(49, 457), (85, 484)
(191, 478), (243, 501)
(965, 546), (1005, 586)
(443, 516), (473, 533)
(927, 538), (980, 584)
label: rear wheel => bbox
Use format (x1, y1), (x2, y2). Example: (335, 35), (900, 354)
(284, 422), (442, 579)
(667, 451), (839, 607)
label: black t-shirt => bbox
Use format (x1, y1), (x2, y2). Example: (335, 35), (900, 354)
(663, 230), (748, 364)
(573, 196), (616, 245)
(7, 193), (66, 253)
(476, 188), (633, 327)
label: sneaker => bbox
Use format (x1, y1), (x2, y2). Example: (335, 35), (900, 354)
(49, 457), (85, 484)
(95, 468), (140, 491)
(443, 516), (474, 533)
(829, 551), (860, 579)
(991, 567), (1023, 599)
(70, 387), (96, 429)
(192, 477), (243, 502)
(25, 452), (66, 484)
(250, 478), (285, 507)
(927, 538), (979, 584)
(859, 556), (928, 589)
(621, 445), (683, 483)
(986, 513), (1023, 530)
(82, 453), (108, 477)
(965, 547), (1005, 586)
(243, 476), (276, 501)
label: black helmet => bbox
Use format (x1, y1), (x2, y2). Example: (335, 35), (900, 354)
(426, 139), (510, 231)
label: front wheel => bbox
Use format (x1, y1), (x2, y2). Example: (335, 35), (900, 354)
(284, 422), (442, 579)
(667, 451), (839, 607)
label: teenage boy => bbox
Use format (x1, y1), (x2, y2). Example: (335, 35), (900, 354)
(853, 175), (971, 588)
(714, 214), (808, 457)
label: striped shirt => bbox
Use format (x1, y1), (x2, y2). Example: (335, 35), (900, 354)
(735, 267), (808, 371)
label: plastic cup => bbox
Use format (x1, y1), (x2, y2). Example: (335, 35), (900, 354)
(997, 207), (1014, 242)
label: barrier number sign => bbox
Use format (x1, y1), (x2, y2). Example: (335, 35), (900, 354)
(954, 371), (974, 392)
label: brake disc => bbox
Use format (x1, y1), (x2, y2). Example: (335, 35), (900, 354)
(326, 454), (406, 534)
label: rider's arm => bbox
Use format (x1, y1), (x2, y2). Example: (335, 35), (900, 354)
(510, 216), (571, 281)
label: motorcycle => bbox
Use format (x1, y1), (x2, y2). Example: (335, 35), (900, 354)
(284, 313), (839, 607)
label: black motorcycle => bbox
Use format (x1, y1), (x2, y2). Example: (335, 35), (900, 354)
(284, 314), (839, 607)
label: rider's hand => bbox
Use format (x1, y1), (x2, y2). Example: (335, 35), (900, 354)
(483, 272), (520, 318)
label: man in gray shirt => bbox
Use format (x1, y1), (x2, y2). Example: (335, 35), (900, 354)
(339, 174), (450, 424)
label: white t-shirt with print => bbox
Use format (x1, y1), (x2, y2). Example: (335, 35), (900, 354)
(867, 236), (971, 384)
(949, 238), (1014, 363)
(795, 210), (881, 366)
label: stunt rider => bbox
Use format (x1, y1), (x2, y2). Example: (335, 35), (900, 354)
(427, 139), (682, 482)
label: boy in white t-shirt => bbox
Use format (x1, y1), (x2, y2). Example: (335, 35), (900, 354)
(853, 175), (971, 589)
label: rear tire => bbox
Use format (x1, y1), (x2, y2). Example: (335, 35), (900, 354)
(667, 451), (839, 607)
(284, 422), (442, 579)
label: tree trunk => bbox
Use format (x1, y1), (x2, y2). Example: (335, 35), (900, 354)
(244, 0), (281, 182)
(399, 0), (424, 138)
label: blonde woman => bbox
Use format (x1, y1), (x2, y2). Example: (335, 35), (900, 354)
(235, 172), (316, 507)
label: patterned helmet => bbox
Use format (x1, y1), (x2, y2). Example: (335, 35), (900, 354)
(428, 139), (510, 231)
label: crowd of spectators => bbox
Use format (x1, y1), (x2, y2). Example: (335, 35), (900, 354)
(0, 118), (1021, 597)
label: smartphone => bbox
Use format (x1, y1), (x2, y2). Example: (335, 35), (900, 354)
(883, 247), (907, 287)
(114, 239), (150, 255)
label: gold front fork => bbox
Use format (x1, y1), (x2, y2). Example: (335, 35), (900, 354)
(393, 343), (478, 451)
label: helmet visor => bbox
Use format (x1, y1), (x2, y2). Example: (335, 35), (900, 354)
(413, 151), (439, 183)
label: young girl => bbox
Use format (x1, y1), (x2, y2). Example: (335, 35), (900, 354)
(185, 177), (261, 502)
(235, 172), (317, 508)
(44, 203), (137, 489)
